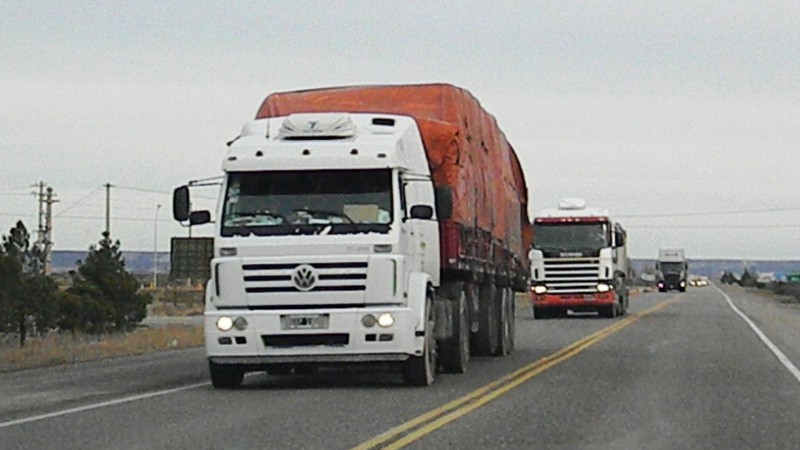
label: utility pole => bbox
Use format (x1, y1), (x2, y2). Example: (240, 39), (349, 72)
(35, 181), (46, 247)
(104, 182), (112, 237)
(44, 187), (58, 275)
(153, 203), (161, 289)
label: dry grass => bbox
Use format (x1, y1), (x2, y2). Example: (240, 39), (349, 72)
(0, 325), (203, 373)
(148, 285), (205, 316)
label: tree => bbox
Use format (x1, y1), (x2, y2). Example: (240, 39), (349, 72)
(0, 221), (59, 346)
(69, 232), (151, 332)
(720, 271), (736, 285)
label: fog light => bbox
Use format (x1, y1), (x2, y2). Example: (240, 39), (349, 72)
(377, 313), (394, 328)
(362, 314), (377, 328)
(216, 316), (233, 332)
(233, 317), (248, 331)
(596, 283), (611, 293)
(533, 285), (548, 294)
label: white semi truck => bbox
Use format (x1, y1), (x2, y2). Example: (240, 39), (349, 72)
(173, 84), (531, 388)
(528, 199), (631, 318)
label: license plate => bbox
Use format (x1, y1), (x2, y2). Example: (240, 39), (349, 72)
(281, 314), (329, 330)
(583, 295), (595, 301)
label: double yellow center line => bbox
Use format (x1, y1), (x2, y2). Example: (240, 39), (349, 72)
(352, 296), (681, 450)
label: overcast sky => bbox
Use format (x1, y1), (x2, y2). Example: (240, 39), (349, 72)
(1, 1), (799, 259)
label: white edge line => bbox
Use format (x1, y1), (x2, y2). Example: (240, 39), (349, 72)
(713, 283), (800, 385)
(0, 382), (209, 430)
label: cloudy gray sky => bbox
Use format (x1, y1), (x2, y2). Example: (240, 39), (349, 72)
(1, 1), (799, 259)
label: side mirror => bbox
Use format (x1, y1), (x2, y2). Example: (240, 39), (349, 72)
(173, 186), (190, 221)
(409, 205), (434, 220)
(189, 210), (211, 226)
(614, 231), (625, 247)
(434, 186), (453, 221)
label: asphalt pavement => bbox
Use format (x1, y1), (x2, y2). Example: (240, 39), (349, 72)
(1, 284), (799, 449)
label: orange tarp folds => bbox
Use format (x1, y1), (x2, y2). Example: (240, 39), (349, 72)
(256, 84), (531, 263)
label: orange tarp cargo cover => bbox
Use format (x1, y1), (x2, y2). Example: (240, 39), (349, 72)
(256, 84), (531, 261)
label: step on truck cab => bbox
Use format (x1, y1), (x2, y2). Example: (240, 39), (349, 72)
(173, 84), (532, 388)
(528, 199), (630, 318)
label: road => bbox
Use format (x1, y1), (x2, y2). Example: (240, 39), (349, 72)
(2, 284), (800, 449)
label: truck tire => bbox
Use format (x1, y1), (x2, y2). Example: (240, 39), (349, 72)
(439, 284), (470, 373)
(599, 303), (618, 319)
(209, 361), (244, 389)
(533, 307), (550, 319)
(618, 293), (628, 316)
(474, 282), (499, 356)
(494, 286), (514, 356)
(404, 297), (436, 386)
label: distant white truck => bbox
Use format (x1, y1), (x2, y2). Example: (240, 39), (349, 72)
(656, 249), (687, 292)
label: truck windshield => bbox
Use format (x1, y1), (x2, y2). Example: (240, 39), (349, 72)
(533, 222), (610, 253)
(660, 262), (684, 274)
(221, 169), (393, 237)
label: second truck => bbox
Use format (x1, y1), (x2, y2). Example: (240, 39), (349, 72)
(173, 84), (532, 387)
(528, 199), (631, 318)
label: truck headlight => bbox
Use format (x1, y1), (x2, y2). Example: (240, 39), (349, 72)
(216, 316), (234, 332)
(596, 283), (611, 293)
(532, 285), (548, 294)
(377, 313), (395, 328)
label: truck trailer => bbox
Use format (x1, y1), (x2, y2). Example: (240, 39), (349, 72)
(173, 84), (531, 387)
(529, 199), (630, 318)
(656, 248), (687, 292)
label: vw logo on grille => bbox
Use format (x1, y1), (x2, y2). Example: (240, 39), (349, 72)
(292, 264), (317, 291)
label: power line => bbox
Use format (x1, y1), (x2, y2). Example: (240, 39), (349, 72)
(54, 186), (103, 217)
(619, 206), (800, 219)
(629, 224), (800, 229)
(114, 185), (173, 195)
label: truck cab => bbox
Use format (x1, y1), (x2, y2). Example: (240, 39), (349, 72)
(528, 199), (630, 318)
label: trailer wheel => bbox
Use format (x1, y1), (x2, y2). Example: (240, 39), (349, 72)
(404, 296), (436, 386)
(209, 361), (244, 389)
(439, 284), (470, 373)
(474, 282), (499, 356)
(494, 286), (515, 356)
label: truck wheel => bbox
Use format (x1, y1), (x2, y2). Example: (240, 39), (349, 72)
(404, 297), (436, 386)
(599, 303), (618, 319)
(618, 293), (628, 316)
(494, 286), (514, 356)
(209, 361), (244, 389)
(474, 282), (499, 356)
(439, 285), (470, 373)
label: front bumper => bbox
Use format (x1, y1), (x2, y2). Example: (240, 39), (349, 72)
(205, 306), (422, 365)
(531, 291), (616, 308)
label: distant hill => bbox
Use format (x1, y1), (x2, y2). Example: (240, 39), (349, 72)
(631, 259), (800, 279)
(50, 251), (800, 278)
(52, 251), (170, 275)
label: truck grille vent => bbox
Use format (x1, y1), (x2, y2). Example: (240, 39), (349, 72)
(262, 334), (349, 347)
(242, 262), (368, 294)
(542, 257), (600, 294)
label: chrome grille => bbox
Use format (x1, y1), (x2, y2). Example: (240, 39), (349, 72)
(242, 261), (367, 294)
(542, 257), (600, 294)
